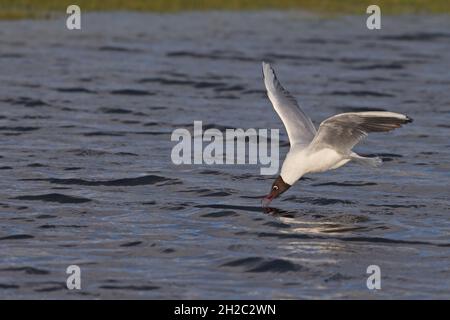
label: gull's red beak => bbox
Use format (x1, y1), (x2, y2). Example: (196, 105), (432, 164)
(262, 187), (279, 207)
(262, 194), (274, 207)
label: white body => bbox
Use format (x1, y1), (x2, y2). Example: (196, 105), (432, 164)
(280, 146), (350, 185)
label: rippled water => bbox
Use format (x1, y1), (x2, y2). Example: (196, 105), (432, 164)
(0, 11), (449, 299)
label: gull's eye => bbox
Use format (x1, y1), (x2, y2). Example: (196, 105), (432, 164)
(273, 185), (279, 190)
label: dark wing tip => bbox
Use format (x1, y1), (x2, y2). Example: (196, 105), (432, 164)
(262, 61), (279, 89)
(261, 61), (267, 79)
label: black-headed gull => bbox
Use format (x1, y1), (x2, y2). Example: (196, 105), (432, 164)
(261, 62), (412, 207)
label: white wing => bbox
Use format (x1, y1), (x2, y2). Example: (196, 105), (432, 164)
(310, 111), (413, 153)
(262, 62), (316, 147)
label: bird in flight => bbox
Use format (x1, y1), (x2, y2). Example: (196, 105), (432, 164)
(261, 62), (412, 207)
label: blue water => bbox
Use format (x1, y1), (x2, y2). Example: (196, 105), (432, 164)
(0, 11), (449, 299)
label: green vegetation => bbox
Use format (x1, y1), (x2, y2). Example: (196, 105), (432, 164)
(1, 0), (449, 19)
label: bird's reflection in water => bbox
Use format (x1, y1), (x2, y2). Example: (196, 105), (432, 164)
(262, 206), (296, 218)
(261, 206), (350, 257)
(262, 206), (366, 236)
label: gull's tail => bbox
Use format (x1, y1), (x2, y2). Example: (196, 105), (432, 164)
(351, 153), (383, 168)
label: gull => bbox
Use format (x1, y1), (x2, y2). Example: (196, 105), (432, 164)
(261, 62), (412, 207)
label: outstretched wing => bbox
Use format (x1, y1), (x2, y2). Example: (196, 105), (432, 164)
(310, 111), (412, 153)
(262, 62), (316, 147)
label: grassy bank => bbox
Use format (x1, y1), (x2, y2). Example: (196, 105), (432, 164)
(1, 0), (450, 19)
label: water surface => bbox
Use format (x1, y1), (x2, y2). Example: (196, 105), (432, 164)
(0, 11), (449, 299)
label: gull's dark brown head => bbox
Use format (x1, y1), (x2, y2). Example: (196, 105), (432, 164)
(262, 176), (291, 207)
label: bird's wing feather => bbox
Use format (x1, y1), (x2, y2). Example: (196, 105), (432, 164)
(310, 111), (412, 153)
(262, 62), (316, 147)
